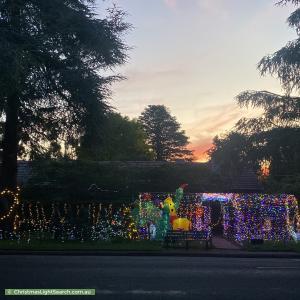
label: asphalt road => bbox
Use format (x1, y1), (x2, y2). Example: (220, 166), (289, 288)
(0, 255), (300, 300)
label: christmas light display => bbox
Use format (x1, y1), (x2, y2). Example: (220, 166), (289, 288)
(1, 200), (140, 242)
(0, 186), (298, 244)
(132, 195), (161, 240)
(202, 193), (233, 202)
(0, 187), (20, 221)
(137, 190), (212, 240)
(172, 218), (191, 231)
(223, 194), (299, 242)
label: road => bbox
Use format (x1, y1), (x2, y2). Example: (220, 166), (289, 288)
(0, 255), (300, 300)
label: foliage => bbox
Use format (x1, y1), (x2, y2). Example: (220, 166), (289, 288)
(0, 239), (163, 251)
(236, 91), (299, 134)
(0, 0), (129, 188)
(264, 174), (300, 197)
(208, 132), (256, 179)
(244, 240), (300, 253)
(77, 112), (153, 161)
(209, 1), (300, 195)
(259, 0), (300, 93)
(209, 126), (300, 196)
(138, 105), (194, 161)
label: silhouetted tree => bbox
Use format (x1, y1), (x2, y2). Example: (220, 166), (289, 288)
(208, 132), (256, 178)
(210, 0), (300, 195)
(77, 112), (153, 160)
(138, 105), (194, 161)
(0, 1), (129, 189)
(235, 91), (300, 182)
(235, 1), (300, 182)
(260, 0), (300, 93)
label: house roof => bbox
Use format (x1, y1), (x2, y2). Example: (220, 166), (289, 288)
(9, 161), (263, 193)
(13, 160), (208, 186)
(17, 160), (32, 185)
(230, 168), (264, 192)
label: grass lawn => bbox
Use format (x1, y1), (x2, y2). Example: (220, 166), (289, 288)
(244, 241), (300, 253)
(0, 240), (163, 251)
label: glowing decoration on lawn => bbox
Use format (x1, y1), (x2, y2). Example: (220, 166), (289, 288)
(156, 197), (171, 239)
(155, 184), (190, 238)
(172, 218), (191, 231)
(132, 194), (161, 239)
(149, 222), (156, 240)
(0, 187), (20, 222)
(137, 185), (213, 240)
(163, 196), (177, 224)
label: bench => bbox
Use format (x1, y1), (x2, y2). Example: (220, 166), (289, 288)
(164, 230), (212, 250)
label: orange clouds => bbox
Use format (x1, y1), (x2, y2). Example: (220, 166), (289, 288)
(185, 103), (245, 162)
(188, 142), (212, 162)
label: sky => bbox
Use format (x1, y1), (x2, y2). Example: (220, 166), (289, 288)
(96, 0), (297, 161)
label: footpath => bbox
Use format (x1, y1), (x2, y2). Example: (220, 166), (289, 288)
(1, 236), (299, 258)
(0, 249), (299, 258)
(212, 236), (241, 250)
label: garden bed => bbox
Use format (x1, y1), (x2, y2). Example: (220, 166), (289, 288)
(0, 240), (162, 251)
(244, 241), (300, 253)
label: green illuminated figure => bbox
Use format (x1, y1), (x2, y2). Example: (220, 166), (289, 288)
(174, 183), (188, 210)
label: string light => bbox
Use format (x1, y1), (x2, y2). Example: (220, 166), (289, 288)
(0, 187), (20, 221)
(223, 194), (299, 242)
(13, 214), (19, 231)
(1, 188), (298, 244)
(138, 192), (212, 238)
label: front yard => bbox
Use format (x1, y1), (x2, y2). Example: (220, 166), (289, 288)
(0, 239), (163, 251)
(244, 241), (300, 253)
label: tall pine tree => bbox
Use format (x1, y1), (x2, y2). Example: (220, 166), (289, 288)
(0, 0), (129, 189)
(138, 105), (194, 161)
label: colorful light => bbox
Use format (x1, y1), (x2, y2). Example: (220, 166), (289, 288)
(223, 194), (299, 242)
(1, 188), (298, 244)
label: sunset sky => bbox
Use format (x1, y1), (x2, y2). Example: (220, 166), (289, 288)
(97, 0), (296, 161)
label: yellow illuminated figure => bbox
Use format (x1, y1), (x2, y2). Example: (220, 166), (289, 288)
(172, 218), (191, 231)
(163, 196), (177, 224)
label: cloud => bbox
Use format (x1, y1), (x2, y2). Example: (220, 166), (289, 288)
(197, 0), (229, 19)
(185, 103), (243, 161)
(163, 0), (229, 18)
(164, 0), (177, 9)
(110, 67), (186, 115)
(186, 103), (241, 135)
(188, 137), (212, 162)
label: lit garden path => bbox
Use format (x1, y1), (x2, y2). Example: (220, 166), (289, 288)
(212, 236), (242, 250)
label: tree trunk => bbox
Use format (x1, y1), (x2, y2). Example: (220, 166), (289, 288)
(155, 141), (163, 161)
(0, 2), (21, 191)
(0, 94), (19, 191)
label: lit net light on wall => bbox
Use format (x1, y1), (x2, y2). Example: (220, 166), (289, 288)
(223, 194), (299, 242)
